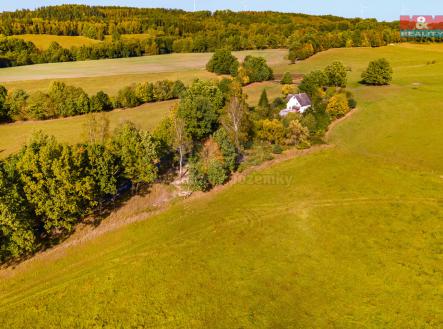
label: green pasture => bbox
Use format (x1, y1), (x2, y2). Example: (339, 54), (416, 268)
(0, 44), (442, 328)
(0, 101), (175, 158)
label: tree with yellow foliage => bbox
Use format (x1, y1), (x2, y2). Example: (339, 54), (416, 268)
(326, 94), (350, 119)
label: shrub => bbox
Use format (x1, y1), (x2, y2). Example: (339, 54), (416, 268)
(285, 119), (310, 147)
(324, 61), (347, 87)
(236, 66), (250, 85)
(48, 81), (90, 117)
(271, 97), (286, 111)
(281, 72), (293, 84)
(172, 80), (186, 98)
(116, 86), (141, 108)
(361, 58), (393, 85)
(272, 144), (283, 154)
(242, 56), (273, 83)
(135, 82), (154, 103)
(5, 89), (29, 121)
(90, 91), (112, 112)
(188, 162), (210, 191)
(288, 43), (314, 63)
(282, 84), (296, 97)
(206, 49), (239, 75)
(348, 98), (357, 109)
(238, 142), (273, 171)
(153, 80), (174, 101)
(298, 70), (328, 98)
(326, 94), (350, 119)
(26, 91), (56, 120)
(256, 119), (286, 144)
(207, 160), (228, 186)
(213, 127), (238, 173)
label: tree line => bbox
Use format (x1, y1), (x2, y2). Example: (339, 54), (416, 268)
(288, 28), (401, 62)
(0, 5), (400, 67)
(0, 37), (163, 68)
(0, 123), (160, 263)
(0, 79), (185, 122)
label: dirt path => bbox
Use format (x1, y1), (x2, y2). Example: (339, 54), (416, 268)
(0, 109), (358, 276)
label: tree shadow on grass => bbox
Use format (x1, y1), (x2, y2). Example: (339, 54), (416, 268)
(0, 182), (159, 270)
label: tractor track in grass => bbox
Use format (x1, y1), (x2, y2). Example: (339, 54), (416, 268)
(1, 193), (441, 310)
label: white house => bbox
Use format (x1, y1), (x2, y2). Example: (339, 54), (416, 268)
(279, 93), (312, 117)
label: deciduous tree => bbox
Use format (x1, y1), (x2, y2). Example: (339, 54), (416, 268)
(324, 61), (347, 87)
(178, 80), (224, 141)
(361, 58), (393, 85)
(206, 49), (239, 75)
(326, 94), (350, 119)
(220, 82), (250, 151)
(111, 122), (159, 190)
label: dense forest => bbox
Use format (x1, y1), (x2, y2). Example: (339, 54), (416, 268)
(0, 5), (401, 67)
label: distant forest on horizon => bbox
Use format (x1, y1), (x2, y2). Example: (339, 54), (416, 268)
(0, 5), (401, 67)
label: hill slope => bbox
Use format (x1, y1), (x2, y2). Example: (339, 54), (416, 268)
(0, 45), (442, 328)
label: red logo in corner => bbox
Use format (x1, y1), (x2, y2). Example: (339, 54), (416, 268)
(400, 16), (443, 31)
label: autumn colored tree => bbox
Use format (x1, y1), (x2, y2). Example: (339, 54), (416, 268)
(170, 106), (192, 178)
(220, 81), (250, 151)
(326, 94), (350, 119)
(256, 119), (286, 144)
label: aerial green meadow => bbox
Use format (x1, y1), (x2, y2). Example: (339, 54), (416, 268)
(0, 101), (175, 158)
(0, 49), (284, 157)
(0, 49), (286, 94)
(0, 44), (442, 328)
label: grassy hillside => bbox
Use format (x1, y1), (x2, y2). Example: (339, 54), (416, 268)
(0, 45), (442, 327)
(0, 101), (174, 158)
(0, 80), (279, 158)
(0, 49), (286, 95)
(10, 34), (101, 49)
(0, 49), (285, 157)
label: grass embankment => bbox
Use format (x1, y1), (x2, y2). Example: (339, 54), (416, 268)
(0, 44), (442, 327)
